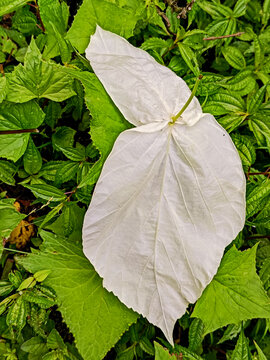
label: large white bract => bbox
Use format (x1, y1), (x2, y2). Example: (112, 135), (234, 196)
(83, 26), (246, 344)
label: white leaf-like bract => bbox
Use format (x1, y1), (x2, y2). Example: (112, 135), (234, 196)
(83, 26), (246, 344)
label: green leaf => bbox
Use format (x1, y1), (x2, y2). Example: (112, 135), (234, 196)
(248, 114), (270, 150)
(203, 92), (245, 115)
(141, 37), (169, 51)
(47, 329), (65, 350)
(217, 323), (242, 344)
(260, 258), (270, 288)
(46, 202), (85, 242)
(0, 160), (16, 185)
(178, 43), (200, 76)
(222, 46), (246, 70)
(254, 341), (268, 360)
(188, 318), (204, 352)
(262, 0), (270, 25)
(154, 342), (177, 360)
(21, 336), (48, 355)
(247, 86), (266, 114)
(44, 101), (62, 129)
(6, 296), (27, 331)
(0, 0), (28, 16)
(221, 69), (256, 96)
(197, 1), (232, 18)
(12, 7), (37, 34)
(0, 100), (45, 161)
(233, 0), (250, 17)
(192, 246), (270, 334)
(6, 38), (76, 103)
(231, 329), (252, 360)
(218, 114), (245, 133)
(0, 199), (25, 255)
(61, 69), (131, 187)
(66, 0), (138, 53)
(18, 230), (138, 360)
(231, 134), (256, 166)
(54, 161), (79, 186)
(56, 145), (86, 162)
(52, 126), (76, 150)
(38, 0), (69, 59)
(23, 137), (43, 175)
(25, 184), (67, 202)
(246, 179), (270, 218)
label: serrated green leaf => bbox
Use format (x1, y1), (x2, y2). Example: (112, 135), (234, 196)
(231, 329), (252, 360)
(18, 230), (138, 360)
(247, 86), (266, 114)
(192, 246), (270, 334)
(178, 43), (200, 76)
(197, 1), (232, 18)
(52, 126), (76, 150)
(217, 323), (242, 344)
(231, 134), (256, 166)
(248, 114), (270, 150)
(54, 161), (79, 186)
(254, 341), (268, 360)
(47, 329), (65, 350)
(60, 69), (131, 188)
(0, 101), (45, 161)
(188, 318), (204, 352)
(6, 39), (76, 103)
(12, 7), (37, 34)
(23, 137), (42, 175)
(222, 46), (246, 70)
(6, 296), (27, 331)
(0, 0), (28, 16)
(203, 92), (245, 115)
(246, 179), (270, 218)
(25, 184), (67, 202)
(21, 336), (48, 355)
(66, 0), (138, 53)
(260, 258), (270, 289)
(46, 202), (85, 242)
(141, 37), (169, 51)
(39, 0), (69, 59)
(262, 0), (270, 25)
(154, 342), (177, 360)
(233, 0), (250, 17)
(221, 69), (256, 96)
(44, 102), (62, 129)
(56, 145), (86, 161)
(0, 199), (25, 255)
(0, 160), (16, 185)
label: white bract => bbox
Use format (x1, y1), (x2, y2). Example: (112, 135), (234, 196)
(83, 26), (246, 344)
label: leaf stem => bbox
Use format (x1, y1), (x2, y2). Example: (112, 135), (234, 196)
(0, 129), (39, 135)
(170, 75), (203, 123)
(4, 248), (29, 255)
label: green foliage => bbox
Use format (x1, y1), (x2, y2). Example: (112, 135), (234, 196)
(0, 0), (269, 359)
(18, 230), (138, 360)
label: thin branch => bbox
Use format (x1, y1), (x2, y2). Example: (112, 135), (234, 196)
(177, 0), (196, 19)
(203, 32), (245, 41)
(0, 129), (39, 135)
(156, 6), (171, 28)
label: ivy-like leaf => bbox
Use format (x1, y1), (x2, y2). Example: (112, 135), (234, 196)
(192, 246), (270, 334)
(0, 101), (45, 161)
(18, 230), (138, 360)
(6, 38), (76, 103)
(66, 0), (138, 53)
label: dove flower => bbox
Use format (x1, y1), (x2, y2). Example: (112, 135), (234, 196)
(82, 26), (246, 344)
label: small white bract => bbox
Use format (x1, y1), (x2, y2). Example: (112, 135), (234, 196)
(83, 26), (246, 344)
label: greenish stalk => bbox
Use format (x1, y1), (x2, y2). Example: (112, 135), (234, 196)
(4, 248), (29, 255)
(171, 74), (203, 124)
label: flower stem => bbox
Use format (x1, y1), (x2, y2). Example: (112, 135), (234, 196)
(171, 74), (203, 124)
